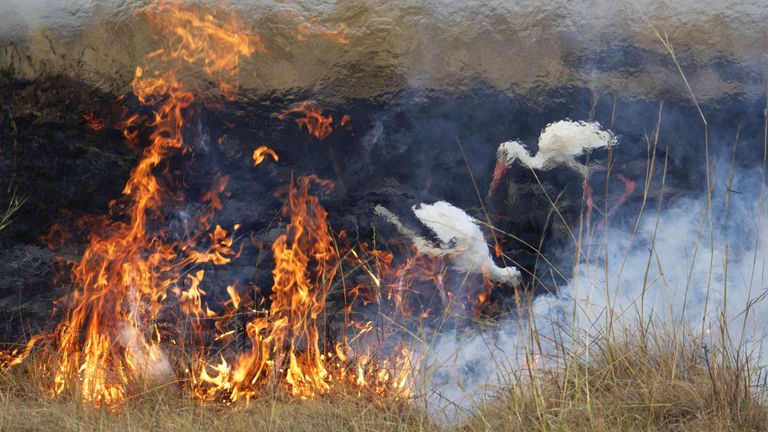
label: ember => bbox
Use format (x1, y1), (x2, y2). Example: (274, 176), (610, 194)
(278, 101), (351, 140)
(252, 146), (278, 165)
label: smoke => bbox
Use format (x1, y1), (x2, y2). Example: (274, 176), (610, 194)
(118, 323), (174, 386)
(421, 165), (768, 421)
(562, 167), (768, 348)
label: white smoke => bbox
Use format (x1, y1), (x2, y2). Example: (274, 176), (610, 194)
(563, 168), (768, 350)
(118, 323), (174, 386)
(421, 167), (768, 421)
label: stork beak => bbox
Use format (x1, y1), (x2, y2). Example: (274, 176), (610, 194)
(489, 161), (508, 196)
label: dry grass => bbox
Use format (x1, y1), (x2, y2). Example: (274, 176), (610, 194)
(0, 392), (434, 432)
(2, 327), (766, 431)
(0, 362), (438, 432)
(0, 189), (23, 233)
(464, 329), (768, 432)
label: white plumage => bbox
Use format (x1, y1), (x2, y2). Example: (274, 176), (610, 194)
(375, 201), (521, 287)
(497, 120), (615, 176)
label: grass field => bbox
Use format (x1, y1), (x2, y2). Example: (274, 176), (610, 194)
(2, 324), (766, 431)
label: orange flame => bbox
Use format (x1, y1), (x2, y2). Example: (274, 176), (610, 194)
(277, 102), (352, 140)
(253, 146), (279, 165)
(193, 176), (417, 401)
(278, 101), (335, 140)
(83, 113), (106, 132)
(6, 1), (452, 409)
(339, 114), (352, 131)
(297, 21), (350, 45)
(144, 3), (266, 97)
(49, 1), (255, 407)
(0, 335), (43, 368)
(195, 176), (337, 400)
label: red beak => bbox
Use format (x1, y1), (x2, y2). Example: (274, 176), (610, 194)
(489, 161), (509, 196)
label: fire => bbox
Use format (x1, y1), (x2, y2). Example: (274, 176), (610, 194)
(278, 101), (351, 140)
(340, 114), (352, 131)
(266, 176), (336, 397)
(119, 112), (144, 146)
(2, 0), (507, 410)
(252, 146), (279, 165)
(194, 176), (415, 401)
(83, 113), (106, 132)
(143, 2), (266, 96)
(47, 1), (254, 407)
(296, 21), (350, 45)
(202, 175), (339, 400)
(278, 101), (335, 140)
(0, 335), (43, 368)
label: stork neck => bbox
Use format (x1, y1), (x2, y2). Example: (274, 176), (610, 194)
(506, 143), (542, 170)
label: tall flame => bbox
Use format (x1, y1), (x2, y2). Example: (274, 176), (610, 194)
(50, 1), (255, 407)
(193, 176), (418, 402)
(195, 176), (337, 400)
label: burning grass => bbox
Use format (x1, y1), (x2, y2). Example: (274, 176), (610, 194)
(2, 322), (767, 431)
(0, 358), (435, 432)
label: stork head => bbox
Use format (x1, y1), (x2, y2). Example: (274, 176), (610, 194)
(488, 264), (522, 287)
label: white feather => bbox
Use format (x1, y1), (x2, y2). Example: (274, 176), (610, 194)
(497, 120), (615, 176)
(375, 201), (521, 286)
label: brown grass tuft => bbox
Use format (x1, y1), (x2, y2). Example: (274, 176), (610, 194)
(464, 329), (768, 432)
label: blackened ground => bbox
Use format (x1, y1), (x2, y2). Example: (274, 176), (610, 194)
(0, 73), (138, 338)
(0, 73), (766, 340)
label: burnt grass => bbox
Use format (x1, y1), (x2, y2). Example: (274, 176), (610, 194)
(0, 71), (766, 350)
(0, 71), (767, 431)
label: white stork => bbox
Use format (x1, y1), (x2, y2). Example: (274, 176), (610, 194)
(489, 120), (616, 195)
(375, 201), (521, 287)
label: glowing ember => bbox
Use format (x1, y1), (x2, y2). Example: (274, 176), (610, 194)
(278, 102), (351, 140)
(340, 114), (352, 129)
(252, 146), (279, 165)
